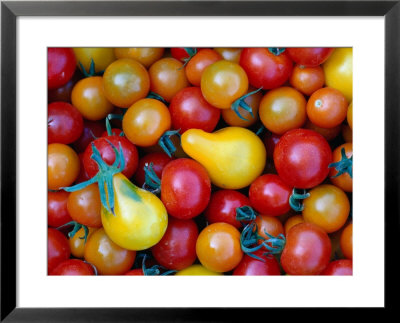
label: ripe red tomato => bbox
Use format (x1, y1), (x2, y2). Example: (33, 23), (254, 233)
(239, 48), (293, 90)
(281, 223), (331, 275)
(287, 47), (334, 67)
(321, 259), (352, 275)
(171, 47), (197, 62)
(169, 87), (221, 133)
(204, 190), (250, 229)
(48, 48), (76, 90)
(161, 158), (211, 219)
(48, 71), (82, 103)
(82, 136), (139, 179)
(274, 129), (332, 189)
(48, 228), (71, 274)
(249, 174), (292, 216)
(133, 152), (173, 188)
(49, 259), (95, 275)
(254, 215), (285, 243)
(48, 190), (72, 227)
(151, 217), (198, 270)
(233, 249), (281, 275)
(48, 102), (83, 144)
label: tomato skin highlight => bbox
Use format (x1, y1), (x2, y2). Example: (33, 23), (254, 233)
(151, 217), (198, 270)
(281, 223), (331, 275)
(321, 259), (352, 275)
(48, 190), (72, 228)
(274, 129), (332, 189)
(48, 48), (76, 90)
(48, 102), (83, 144)
(161, 158), (211, 220)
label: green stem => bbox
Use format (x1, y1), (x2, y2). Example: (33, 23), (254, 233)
(56, 221), (89, 243)
(79, 58), (104, 77)
(231, 87), (263, 121)
(268, 48), (286, 56)
(329, 147), (353, 178)
(146, 92), (167, 105)
(236, 206), (258, 222)
(289, 188), (310, 212)
(142, 162), (161, 194)
(158, 130), (181, 158)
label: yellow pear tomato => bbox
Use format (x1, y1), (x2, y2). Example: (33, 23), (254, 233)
(323, 48), (353, 102)
(181, 127), (266, 189)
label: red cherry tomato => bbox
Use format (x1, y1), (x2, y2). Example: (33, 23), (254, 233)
(83, 136), (139, 179)
(233, 250), (281, 275)
(48, 190), (72, 227)
(151, 217), (198, 270)
(48, 48), (76, 90)
(264, 132), (281, 160)
(321, 259), (352, 275)
(133, 152), (173, 188)
(48, 71), (82, 103)
(274, 129), (332, 189)
(239, 48), (293, 90)
(125, 269), (144, 275)
(48, 228), (71, 274)
(48, 102), (83, 144)
(171, 47), (197, 62)
(161, 158), (211, 219)
(49, 259), (95, 275)
(287, 47), (334, 67)
(249, 174), (292, 216)
(281, 223), (331, 275)
(72, 120), (106, 154)
(169, 87), (221, 133)
(204, 190), (250, 229)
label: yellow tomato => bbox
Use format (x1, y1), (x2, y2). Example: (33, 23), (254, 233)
(73, 48), (116, 74)
(69, 227), (98, 259)
(175, 264), (221, 276)
(181, 127), (266, 189)
(323, 48), (353, 102)
(102, 173), (168, 251)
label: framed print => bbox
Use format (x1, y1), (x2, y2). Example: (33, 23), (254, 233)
(1, 0), (399, 321)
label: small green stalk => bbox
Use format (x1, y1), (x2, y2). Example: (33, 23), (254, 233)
(158, 129), (181, 158)
(56, 221), (89, 243)
(231, 87), (263, 121)
(142, 162), (161, 194)
(268, 48), (286, 56)
(289, 188), (310, 212)
(146, 92), (167, 105)
(79, 58), (104, 77)
(141, 255), (176, 276)
(329, 147), (353, 178)
(236, 206), (258, 222)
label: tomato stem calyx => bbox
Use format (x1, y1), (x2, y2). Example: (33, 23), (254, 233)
(236, 206), (258, 222)
(141, 254), (177, 276)
(231, 87), (263, 121)
(146, 92), (167, 105)
(56, 221), (89, 243)
(79, 58), (104, 77)
(268, 48), (286, 56)
(142, 162), (161, 194)
(62, 141), (126, 216)
(328, 147), (353, 178)
(158, 129), (181, 158)
(289, 188), (310, 212)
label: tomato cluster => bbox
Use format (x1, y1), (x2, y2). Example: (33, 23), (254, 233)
(48, 47), (353, 276)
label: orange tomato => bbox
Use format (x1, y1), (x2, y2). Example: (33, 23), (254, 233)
(340, 222), (353, 259)
(329, 143), (353, 192)
(304, 119), (341, 141)
(289, 65), (325, 96)
(185, 49), (222, 86)
(284, 215), (305, 236)
(69, 227), (98, 259)
(114, 48), (164, 68)
(255, 215), (285, 241)
(213, 48), (242, 63)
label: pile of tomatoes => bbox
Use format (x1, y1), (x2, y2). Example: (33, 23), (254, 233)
(48, 47), (353, 276)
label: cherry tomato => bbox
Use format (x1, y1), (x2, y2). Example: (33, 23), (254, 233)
(204, 190), (250, 229)
(134, 152), (173, 188)
(304, 119), (341, 141)
(114, 48), (165, 68)
(175, 264), (221, 276)
(48, 102), (83, 144)
(287, 48), (334, 67)
(103, 58), (150, 108)
(170, 48), (197, 62)
(161, 158), (211, 220)
(151, 217), (198, 270)
(221, 86), (262, 127)
(73, 48), (116, 74)
(71, 76), (114, 121)
(48, 190), (72, 227)
(259, 87), (306, 135)
(233, 249), (281, 275)
(48, 143), (80, 190)
(284, 215), (304, 236)
(48, 71), (82, 103)
(340, 222), (353, 259)
(303, 184), (350, 233)
(83, 135), (139, 179)
(289, 65), (324, 96)
(67, 183), (102, 228)
(342, 124), (353, 143)
(196, 222), (243, 272)
(72, 120), (106, 153)
(321, 259), (352, 275)
(214, 48), (242, 63)
(185, 49), (222, 86)
(347, 102), (353, 129)
(255, 215), (285, 244)
(48, 48), (76, 90)
(69, 227), (98, 259)
(281, 222), (331, 275)
(274, 129), (332, 189)
(48, 228), (71, 273)
(84, 228), (136, 275)
(149, 57), (189, 102)
(201, 60), (248, 109)
(329, 143), (353, 192)
(239, 48), (293, 90)
(50, 259), (95, 275)
(169, 87), (221, 133)
(249, 174), (292, 216)
(307, 87), (348, 128)
(122, 98), (171, 147)
(125, 269), (144, 276)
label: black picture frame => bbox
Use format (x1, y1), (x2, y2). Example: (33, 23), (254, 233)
(1, 0), (399, 321)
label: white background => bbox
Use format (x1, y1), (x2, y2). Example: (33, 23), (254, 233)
(17, 16), (384, 307)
